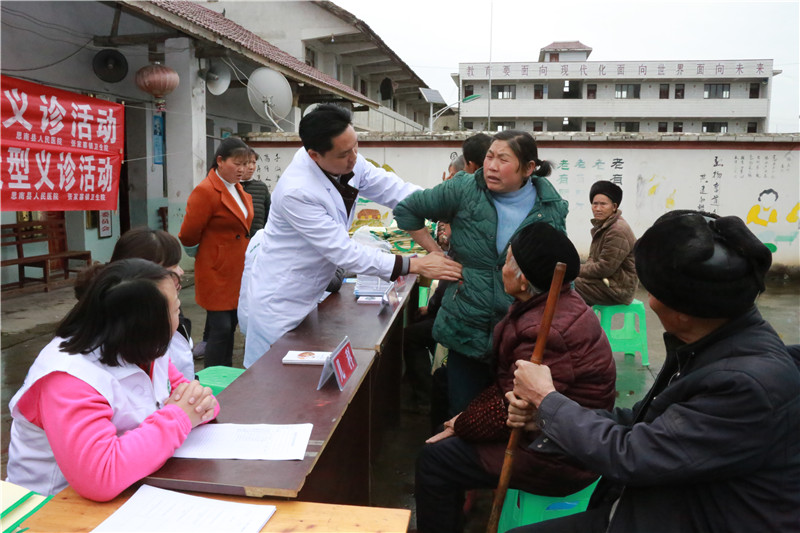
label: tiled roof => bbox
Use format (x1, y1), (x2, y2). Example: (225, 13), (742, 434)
(138, 0), (376, 105)
(541, 41), (593, 52)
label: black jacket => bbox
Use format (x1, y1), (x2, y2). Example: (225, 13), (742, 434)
(534, 306), (800, 532)
(240, 179), (271, 233)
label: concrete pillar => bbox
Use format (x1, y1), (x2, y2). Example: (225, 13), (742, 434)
(163, 39), (206, 255)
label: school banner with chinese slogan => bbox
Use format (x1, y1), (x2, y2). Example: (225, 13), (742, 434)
(1, 75), (124, 211)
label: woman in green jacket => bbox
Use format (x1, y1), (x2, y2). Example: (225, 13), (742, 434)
(394, 130), (568, 417)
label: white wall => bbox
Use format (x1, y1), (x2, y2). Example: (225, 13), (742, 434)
(248, 136), (800, 268)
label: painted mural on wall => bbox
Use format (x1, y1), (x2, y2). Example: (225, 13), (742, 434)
(507, 146), (799, 265)
(251, 142), (799, 266)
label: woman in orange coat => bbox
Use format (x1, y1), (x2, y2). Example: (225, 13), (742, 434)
(179, 137), (254, 368)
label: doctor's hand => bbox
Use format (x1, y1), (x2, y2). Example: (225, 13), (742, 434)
(512, 360), (556, 408)
(410, 252), (462, 281)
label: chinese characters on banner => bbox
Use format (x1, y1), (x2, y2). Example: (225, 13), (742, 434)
(1, 75), (124, 211)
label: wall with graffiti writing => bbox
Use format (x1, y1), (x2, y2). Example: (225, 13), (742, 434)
(249, 140), (799, 267)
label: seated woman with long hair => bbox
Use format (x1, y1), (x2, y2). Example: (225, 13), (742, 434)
(7, 259), (219, 501)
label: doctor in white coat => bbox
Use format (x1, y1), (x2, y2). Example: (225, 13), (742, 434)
(242, 104), (462, 367)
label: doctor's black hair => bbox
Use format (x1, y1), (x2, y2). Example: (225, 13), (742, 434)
(299, 104), (352, 155)
(58, 259), (174, 367)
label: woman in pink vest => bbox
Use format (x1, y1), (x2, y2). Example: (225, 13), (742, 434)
(7, 259), (219, 501)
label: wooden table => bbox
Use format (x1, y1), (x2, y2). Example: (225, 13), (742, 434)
(145, 347), (375, 503)
(24, 486), (410, 533)
(145, 276), (418, 505)
(279, 276), (417, 354)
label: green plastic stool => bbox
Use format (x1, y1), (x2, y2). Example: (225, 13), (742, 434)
(593, 299), (649, 366)
(498, 479), (600, 532)
(196, 366), (245, 396)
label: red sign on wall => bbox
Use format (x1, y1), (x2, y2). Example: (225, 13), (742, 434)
(1, 75), (124, 211)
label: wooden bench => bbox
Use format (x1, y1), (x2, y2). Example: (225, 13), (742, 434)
(1, 220), (92, 293)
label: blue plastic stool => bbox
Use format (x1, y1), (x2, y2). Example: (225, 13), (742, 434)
(593, 299), (649, 366)
(196, 366), (245, 396)
(498, 479), (600, 532)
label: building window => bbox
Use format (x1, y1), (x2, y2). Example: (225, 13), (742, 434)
(704, 84), (730, 99)
(491, 85), (516, 99)
(673, 122), (683, 132)
(659, 84), (669, 99)
(464, 84), (474, 98)
(747, 122), (758, 133)
(658, 122), (668, 132)
(491, 121), (516, 131)
(675, 84), (685, 99)
(702, 122), (728, 133)
(549, 53), (559, 62)
(586, 121), (595, 132)
(360, 79), (368, 96)
(304, 47), (316, 68)
(463, 121), (474, 130)
(533, 84), (544, 99)
(615, 84), (640, 99)
(533, 121), (543, 132)
(614, 121), (640, 132)
(587, 84), (597, 99)
(749, 82), (760, 99)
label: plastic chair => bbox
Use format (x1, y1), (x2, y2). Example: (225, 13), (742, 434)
(593, 299), (649, 366)
(196, 366), (245, 396)
(498, 479), (600, 532)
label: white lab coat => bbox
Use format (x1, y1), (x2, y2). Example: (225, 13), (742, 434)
(242, 148), (420, 367)
(237, 228), (266, 336)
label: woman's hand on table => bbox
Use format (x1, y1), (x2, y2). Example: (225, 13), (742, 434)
(167, 380), (218, 427)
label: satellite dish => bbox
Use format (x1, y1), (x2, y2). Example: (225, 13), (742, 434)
(247, 67), (293, 126)
(92, 49), (128, 83)
(302, 103), (320, 117)
(201, 62), (231, 96)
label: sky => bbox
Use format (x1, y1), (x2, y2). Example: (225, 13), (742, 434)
(335, 0), (800, 133)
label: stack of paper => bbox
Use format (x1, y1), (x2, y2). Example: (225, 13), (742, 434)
(92, 485), (275, 532)
(172, 423), (313, 461)
(354, 275), (393, 297)
(1, 480), (52, 533)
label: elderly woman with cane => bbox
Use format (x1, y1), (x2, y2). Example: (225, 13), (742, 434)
(413, 223), (616, 533)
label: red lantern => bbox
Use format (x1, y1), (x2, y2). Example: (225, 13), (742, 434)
(135, 62), (180, 111)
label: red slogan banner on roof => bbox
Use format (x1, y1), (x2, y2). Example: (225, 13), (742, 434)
(1, 75), (124, 211)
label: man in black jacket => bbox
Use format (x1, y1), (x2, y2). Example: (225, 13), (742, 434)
(506, 210), (800, 533)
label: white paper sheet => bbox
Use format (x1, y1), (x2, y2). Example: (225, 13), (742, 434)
(92, 484), (275, 532)
(173, 423), (313, 460)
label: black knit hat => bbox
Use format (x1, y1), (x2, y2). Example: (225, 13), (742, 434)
(590, 180), (623, 206)
(510, 223), (580, 292)
(634, 210), (772, 318)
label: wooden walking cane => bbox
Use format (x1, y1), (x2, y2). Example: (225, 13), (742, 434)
(486, 262), (568, 533)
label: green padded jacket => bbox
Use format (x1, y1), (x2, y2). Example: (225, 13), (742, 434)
(393, 168), (568, 362)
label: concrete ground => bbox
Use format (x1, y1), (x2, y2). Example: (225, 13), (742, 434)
(1, 277), (798, 532)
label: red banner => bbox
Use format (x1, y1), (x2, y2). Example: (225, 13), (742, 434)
(1, 76), (124, 211)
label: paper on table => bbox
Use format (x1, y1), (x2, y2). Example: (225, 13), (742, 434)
(91, 484), (275, 532)
(173, 423), (313, 460)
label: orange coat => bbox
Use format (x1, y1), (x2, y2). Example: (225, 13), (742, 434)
(179, 169), (254, 310)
